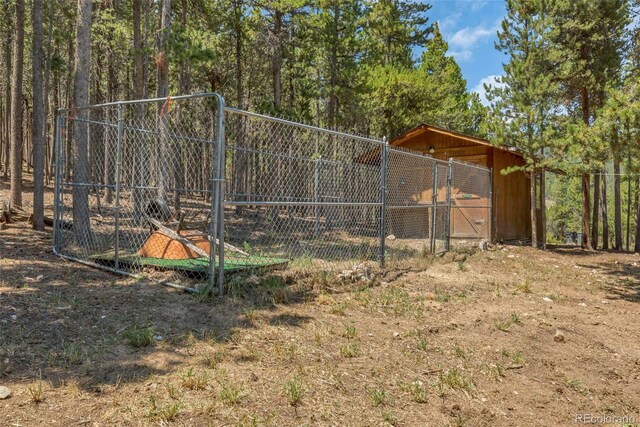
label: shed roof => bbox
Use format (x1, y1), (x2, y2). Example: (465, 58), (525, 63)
(391, 123), (524, 158)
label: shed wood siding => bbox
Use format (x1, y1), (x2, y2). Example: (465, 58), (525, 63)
(391, 124), (532, 242)
(492, 149), (531, 241)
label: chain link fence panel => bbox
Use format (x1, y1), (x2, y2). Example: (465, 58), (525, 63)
(54, 93), (494, 293)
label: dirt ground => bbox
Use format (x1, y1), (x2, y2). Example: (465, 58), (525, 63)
(1, 180), (640, 426)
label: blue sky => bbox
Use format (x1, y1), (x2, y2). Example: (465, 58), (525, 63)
(423, 0), (507, 105)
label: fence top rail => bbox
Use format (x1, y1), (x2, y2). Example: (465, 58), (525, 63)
(57, 92), (224, 114)
(450, 158), (492, 172)
(225, 106), (385, 146)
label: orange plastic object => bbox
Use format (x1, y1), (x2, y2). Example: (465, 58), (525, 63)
(136, 230), (211, 259)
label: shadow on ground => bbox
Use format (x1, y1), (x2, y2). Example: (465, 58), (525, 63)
(0, 221), (313, 393)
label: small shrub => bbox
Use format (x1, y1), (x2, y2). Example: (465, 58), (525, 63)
(511, 351), (524, 364)
(331, 301), (348, 316)
(416, 336), (428, 352)
(124, 324), (154, 348)
(218, 378), (244, 406)
(243, 307), (259, 323)
(409, 381), (428, 403)
(515, 280), (532, 293)
(284, 376), (305, 407)
(203, 351), (224, 369)
(439, 368), (473, 391)
(28, 381), (45, 404)
(340, 342), (360, 358)
(181, 368), (209, 390)
(63, 341), (84, 365)
(495, 320), (511, 332)
(382, 411), (398, 426)
(343, 324), (357, 339)
(366, 386), (388, 406)
(489, 363), (505, 380)
(510, 313), (522, 325)
(453, 345), (467, 361)
(148, 396), (181, 422)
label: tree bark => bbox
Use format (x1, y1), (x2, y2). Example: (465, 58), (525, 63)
(272, 9), (283, 110)
(580, 86), (591, 250)
(2, 12), (11, 180)
(9, 0), (25, 208)
(327, 4), (339, 130)
(634, 177), (640, 253)
(601, 172), (609, 250)
(133, 0), (146, 216)
(156, 0), (171, 201)
(591, 172), (600, 248)
(72, 0), (93, 245)
(32, 0), (45, 230)
(530, 171), (537, 248)
(613, 160), (622, 250)
(541, 168), (546, 250)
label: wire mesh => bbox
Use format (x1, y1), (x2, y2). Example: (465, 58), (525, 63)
(222, 108), (383, 269)
(54, 94), (223, 288)
(450, 159), (492, 242)
(54, 93), (494, 292)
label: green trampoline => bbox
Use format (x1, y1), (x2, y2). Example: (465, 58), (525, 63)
(91, 252), (289, 274)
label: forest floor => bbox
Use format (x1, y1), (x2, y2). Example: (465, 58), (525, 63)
(1, 179), (640, 426)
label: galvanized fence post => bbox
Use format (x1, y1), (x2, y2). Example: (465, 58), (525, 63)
(314, 156), (321, 237)
(489, 166), (493, 241)
(379, 138), (388, 268)
(445, 159), (453, 251)
(208, 152), (218, 295)
(53, 113), (63, 253)
(113, 103), (124, 271)
(431, 162), (438, 253)
(216, 95), (226, 296)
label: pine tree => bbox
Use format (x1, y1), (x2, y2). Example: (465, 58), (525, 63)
(361, 0), (431, 68)
(418, 23), (470, 132)
(72, 0), (93, 246)
(32, 0), (45, 230)
(485, 0), (559, 248)
(548, 0), (629, 249)
(9, 0), (25, 208)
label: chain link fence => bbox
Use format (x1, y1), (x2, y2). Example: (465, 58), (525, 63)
(54, 93), (492, 294)
(450, 160), (492, 242)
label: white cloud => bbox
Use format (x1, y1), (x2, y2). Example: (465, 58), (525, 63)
(472, 74), (504, 106)
(449, 50), (473, 62)
(450, 24), (499, 50)
(469, 0), (489, 12)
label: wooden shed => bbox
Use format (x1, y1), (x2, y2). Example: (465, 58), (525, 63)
(391, 124), (533, 242)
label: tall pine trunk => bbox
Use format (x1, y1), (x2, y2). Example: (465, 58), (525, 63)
(2, 10), (11, 180)
(327, 4), (339, 130)
(32, 0), (45, 230)
(613, 160), (622, 250)
(72, 0), (93, 246)
(601, 172), (609, 250)
(541, 168), (547, 250)
(272, 10), (283, 111)
(580, 86), (592, 249)
(133, 0), (146, 216)
(156, 0), (171, 202)
(9, 0), (25, 208)
(591, 172), (600, 248)
(634, 177), (640, 252)
(530, 171), (537, 248)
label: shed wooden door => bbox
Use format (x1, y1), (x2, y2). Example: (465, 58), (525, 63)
(450, 158), (491, 240)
